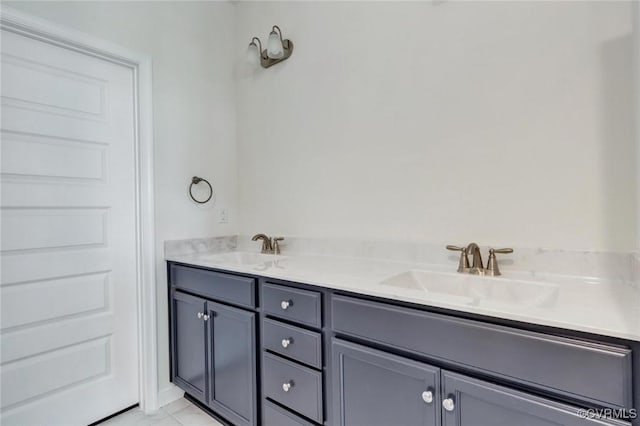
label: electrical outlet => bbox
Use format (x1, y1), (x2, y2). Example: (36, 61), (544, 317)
(219, 208), (228, 224)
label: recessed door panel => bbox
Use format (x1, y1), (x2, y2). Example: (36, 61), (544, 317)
(207, 301), (256, 426)
(332, 339), (440, 426)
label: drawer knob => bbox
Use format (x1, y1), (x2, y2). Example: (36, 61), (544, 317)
(202, 314), (210, 321)
(421, 390), (434, 404)
(197, 312), (203, 319)
(442, 397), (455, 412)
(281, 338), (293, 348)
(282, 381), (294, 392)
(280, 300), (292, 310)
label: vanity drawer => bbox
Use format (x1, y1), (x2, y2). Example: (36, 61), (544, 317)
(264, 400), (316, 426)
(169, 264), (255, 308)
(332, 295), (633, 408)
(263, 318), (322, 368)
(263, 353), (323, 423)
(262, 283), (321, 328)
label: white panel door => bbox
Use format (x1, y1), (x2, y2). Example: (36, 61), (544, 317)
(0, 26), (139, 426)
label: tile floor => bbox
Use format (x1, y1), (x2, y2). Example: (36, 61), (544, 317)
(101, 398), (224, 426)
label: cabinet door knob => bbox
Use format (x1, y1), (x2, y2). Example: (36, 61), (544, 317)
(282, 381), (294, 392)
(281, 338), (292, 348)
(197, 312), (203, 319)
(280, 300), (292, 310)
(442, 397), (455, 412)
(202, 314), (210, 321)
(421, 390), (434, 404)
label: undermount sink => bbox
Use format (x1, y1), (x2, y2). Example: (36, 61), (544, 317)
(198, 251), (287, 266)
(380, 270), (559, 308)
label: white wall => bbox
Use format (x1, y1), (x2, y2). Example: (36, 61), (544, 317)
(235, 1), (636, 252)
(4, 0), (238, 398)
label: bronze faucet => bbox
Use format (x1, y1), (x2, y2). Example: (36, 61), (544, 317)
(446, 243), (513, 276)
(251, 234), (273, 253)
(251, 234), (284, 254)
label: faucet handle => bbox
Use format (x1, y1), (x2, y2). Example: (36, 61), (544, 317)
(273, 237), (284, 255)
(486, 248), (513, 276)
(446, 245), (470, 272)
(491, 248), (513, 254)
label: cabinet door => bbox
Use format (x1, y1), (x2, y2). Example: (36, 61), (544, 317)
(332, 339), (440, 426)
(207, 301), (257, 426)
(171, 291), (207, 402)
(442, 371), (630, 426)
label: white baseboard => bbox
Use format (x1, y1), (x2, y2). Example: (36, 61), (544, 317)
(158, 384), (184, 407)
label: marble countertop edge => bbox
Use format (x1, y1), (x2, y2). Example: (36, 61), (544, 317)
(165, 249), (640, 343)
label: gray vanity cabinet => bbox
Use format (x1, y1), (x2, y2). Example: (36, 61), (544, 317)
(170, 291), (207, 403)
(332, 339), (441, 426)
(441, 371), (629, 426)
(169, 264), (258, 426)
(331, 338), (630, 426)
(168, 263), (638, 426)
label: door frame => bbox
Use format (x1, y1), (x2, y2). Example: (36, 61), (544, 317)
(0, 7), (159, 413)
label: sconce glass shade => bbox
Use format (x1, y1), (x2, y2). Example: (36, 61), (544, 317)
(247, 42), (260, 66)
(267, 30), (284, 59)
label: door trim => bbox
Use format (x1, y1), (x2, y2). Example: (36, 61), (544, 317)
(0, 7), (159, 413)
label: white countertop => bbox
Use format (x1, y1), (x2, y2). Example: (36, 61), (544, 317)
(166, 250), (640, 342)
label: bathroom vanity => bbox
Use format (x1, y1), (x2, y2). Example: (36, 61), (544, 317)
(167, 256), (640, 426)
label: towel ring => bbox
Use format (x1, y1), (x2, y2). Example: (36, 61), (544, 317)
(189, 176), (213, 204)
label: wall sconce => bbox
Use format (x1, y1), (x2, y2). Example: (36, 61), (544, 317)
(247, 25), (294, 69)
